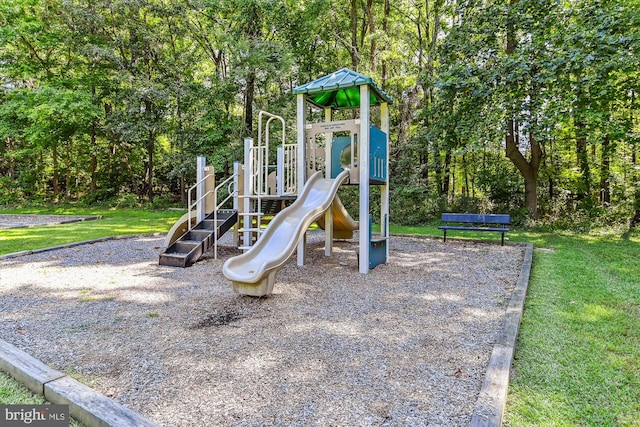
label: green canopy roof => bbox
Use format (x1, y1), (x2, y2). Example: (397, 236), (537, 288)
(293, 68), (393, 109)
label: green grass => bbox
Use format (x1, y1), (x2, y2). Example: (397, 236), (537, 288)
(0, 372), (84, 426)
(0, 207), (183, 255)
(504, 229), (640, 426)
(0, 371), (47, 404)
(1, 208), (639, 425)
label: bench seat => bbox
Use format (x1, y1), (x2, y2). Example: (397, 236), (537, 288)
(438, 226), (509, 232)
(439, 213), (510, 245)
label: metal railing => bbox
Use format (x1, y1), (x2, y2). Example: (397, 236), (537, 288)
(277, 143), (297, 196)
(255, 111), (286, 196)
(236, 111), (298, 250)
(187, 172), (214, 231)
(187, 168), (239, 259)
(212, 172), (237, 259)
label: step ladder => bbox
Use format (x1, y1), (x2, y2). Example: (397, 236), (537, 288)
(159, 209), (238, 267)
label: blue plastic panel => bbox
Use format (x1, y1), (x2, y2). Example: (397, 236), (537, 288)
(331, 136), (352, 179)
(330, 126), (387, 184)
(369, 126), (387, 183)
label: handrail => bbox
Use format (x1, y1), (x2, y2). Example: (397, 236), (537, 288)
(277, 144), (297, 196)
(212, 172), (237, 259)
(239, 111), (297, 251)
(256, 111), (286, 196)
(187, 173), (215, 231)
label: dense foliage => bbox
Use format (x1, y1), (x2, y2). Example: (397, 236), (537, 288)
(1, 0), (638, 227)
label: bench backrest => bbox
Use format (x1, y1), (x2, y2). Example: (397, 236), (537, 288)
(441, 213), (510, 225)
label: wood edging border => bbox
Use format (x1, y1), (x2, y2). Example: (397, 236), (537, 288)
(0, 340), (159, 427)
(470, 242), (534, 426)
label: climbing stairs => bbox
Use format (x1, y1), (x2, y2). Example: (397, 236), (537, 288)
(158, 209), (238, 267)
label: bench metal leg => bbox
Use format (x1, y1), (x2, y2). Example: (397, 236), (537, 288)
(501, 232), (504, 246)
(443, 230), (447, 243)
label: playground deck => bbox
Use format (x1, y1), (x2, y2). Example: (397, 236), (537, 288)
(0, 231), (525, 426)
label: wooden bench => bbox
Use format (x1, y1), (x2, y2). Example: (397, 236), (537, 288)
(438, 213), (510, 246)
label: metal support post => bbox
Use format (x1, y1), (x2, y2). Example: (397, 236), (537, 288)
(359, 85), (370, 274)
(296, 94), (307, 266)
(243, 138), (252, 250)
(196, 156), (206, 223)
(324, 107), (334, 257)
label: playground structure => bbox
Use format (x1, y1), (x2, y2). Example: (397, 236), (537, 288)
(159, 68), (393, 296)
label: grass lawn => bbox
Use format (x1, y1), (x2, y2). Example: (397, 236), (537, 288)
(0, 371), (83, 426)
(0, 370), (48, 405)
(1, 208), (639, 425)
(0, 207), (183, 255)
(503, 228), (640, 426)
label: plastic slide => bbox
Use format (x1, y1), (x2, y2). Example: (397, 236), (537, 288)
(162, 210), (197, 248)
(316, 195), (359, 239)
(223, 169), (350, 296)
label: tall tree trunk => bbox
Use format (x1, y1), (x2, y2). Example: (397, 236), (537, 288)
(575, 118), (590, 200)
(244, 69), (255, 136)
(147, 131), (154, 201)
(503, 0), (541, 218)
(632, 145), (640, 227)
(443, 149), (451, 198)
(600, 134), (612, 205)
(242, 3), (260, 137)
(176, 98), (186, 204)
(381, 0), (389, 85)
(145, 100), (154, 201)
(462, 154), (469, 197)
(52, 144), (60, 196)
(350, 0), (359, 70)
(89, 86), (98, 193)
(546, 137), (554, 201)
(631, 91), (640, 227)
(3, 137), (15, 179)
(420, 151), (429, 186)
(574, 81), (590, 201)
(435, 146), (443, 195)
(366, 0), (376, 72)
(89, 125), (98, 193)
(65, 143), (71, 198)
(506, 122), (542, 217)
(397, 86), (418, 146)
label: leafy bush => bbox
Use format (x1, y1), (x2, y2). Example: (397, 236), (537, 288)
(150, 194), (182, 210)
(0, 177), (25, 206)
(80, 188), (118, 206)
(388, 185), (442, 225)
(80, 189), (140, 209)
(115, 193), (140, 208)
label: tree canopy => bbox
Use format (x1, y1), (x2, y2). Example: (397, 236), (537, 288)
(1, 0), (638, 227)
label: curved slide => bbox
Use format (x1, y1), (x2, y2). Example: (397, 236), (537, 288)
(162, 210), (197, 248)
(223, 169), (350, 296)
(316, 195), (359, 239)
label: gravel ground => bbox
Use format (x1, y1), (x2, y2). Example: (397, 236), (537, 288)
(0, 219), (524, 427)
(0, 214), (99, 229)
